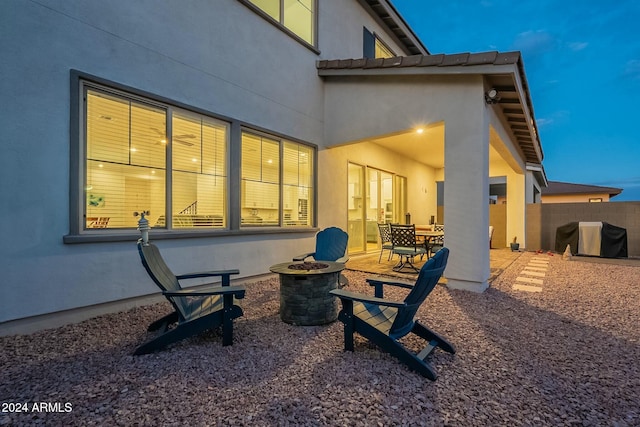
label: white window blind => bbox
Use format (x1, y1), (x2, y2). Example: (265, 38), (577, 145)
(86, 90), (166, 229)
(241, 132), (313, 227)
(84, 86), (228, 230)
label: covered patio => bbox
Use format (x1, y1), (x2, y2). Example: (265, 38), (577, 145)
(317, 51), (545, 293)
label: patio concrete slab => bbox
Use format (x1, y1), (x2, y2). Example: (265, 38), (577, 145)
(345, 248), (522, 283)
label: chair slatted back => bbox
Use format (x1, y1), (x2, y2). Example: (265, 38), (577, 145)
(389, 247), (449, 338)
(314, 227), (349, 262)
(378, 223), (392, 245)
(137, 242), (188, 317)
(432, 224), (445, 246)
(390, 224), (419, 250)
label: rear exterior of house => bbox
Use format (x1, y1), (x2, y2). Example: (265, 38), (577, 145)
(0, 0), (545, 333)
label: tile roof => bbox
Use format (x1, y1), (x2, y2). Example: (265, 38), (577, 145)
(542, 181), (623, 197)
(316, 51), (520, 70)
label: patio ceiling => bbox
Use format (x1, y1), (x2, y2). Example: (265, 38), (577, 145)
(367, 124), (508, 171)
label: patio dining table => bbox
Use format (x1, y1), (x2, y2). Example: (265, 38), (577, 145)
(416, 229), (444, 241)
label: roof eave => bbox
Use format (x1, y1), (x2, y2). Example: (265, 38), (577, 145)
(359, 0), (429, 56)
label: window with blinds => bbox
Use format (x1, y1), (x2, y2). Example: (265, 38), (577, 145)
(241, 132), (314, 227)
(84, 86), (228, 230)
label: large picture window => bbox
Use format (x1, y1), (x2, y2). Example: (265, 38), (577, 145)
(241, 131), (314, 227)
(243, 0), (315, 46)
(83, 84), (228, 230)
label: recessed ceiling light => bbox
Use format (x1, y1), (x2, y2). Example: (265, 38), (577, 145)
(416, 128), (424, 134)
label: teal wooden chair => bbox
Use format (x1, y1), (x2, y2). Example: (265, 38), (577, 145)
(330, 247), (454, 380)
(135, 241), (245, 355)
(293, 227), (349, 263)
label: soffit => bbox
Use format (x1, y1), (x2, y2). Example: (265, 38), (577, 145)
(317, 51), (544, 165)
(359, 0), (429, 55)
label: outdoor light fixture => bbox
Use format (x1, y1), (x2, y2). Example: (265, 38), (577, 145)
(485, 88), (501, 104)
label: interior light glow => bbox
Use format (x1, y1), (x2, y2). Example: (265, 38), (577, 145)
(130, 148), (137, 152)
(416, 128), (424, 134)
(192, 158), (197, 162)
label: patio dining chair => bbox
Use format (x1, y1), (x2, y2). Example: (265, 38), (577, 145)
(390, 224), (428, 273)
(428, 224), (445, 258)
(377, 223), (394, 263)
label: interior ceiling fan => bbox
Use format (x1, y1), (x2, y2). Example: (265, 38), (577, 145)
(150, 127), (196, 146)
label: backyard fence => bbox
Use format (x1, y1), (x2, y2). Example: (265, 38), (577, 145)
(526, 202), (640, 257)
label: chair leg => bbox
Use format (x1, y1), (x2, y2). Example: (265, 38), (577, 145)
(147, 311), (179, 331)
(378, 335), (439, 380)
(412, 321), (456, 354)
(393, 254), (420, 273)
(222, 294), (240, 346)
(337, 300), (355, 351)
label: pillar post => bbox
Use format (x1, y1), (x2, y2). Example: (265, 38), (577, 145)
(443, 96), (490, 292)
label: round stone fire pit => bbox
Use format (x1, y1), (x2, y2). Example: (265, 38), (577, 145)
(269, 261), (345, 325)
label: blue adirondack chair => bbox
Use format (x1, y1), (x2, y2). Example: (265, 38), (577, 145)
(330, 247), (454, 380)
(135, 241), (246, 355)
(293, 227), (349, 263)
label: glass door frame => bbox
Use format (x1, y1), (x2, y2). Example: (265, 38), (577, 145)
(347, 162), (407, 255)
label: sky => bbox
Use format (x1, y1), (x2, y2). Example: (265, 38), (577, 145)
(392, 0), (640, 201)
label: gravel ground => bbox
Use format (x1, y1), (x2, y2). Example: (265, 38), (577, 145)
(1, 253), (639, 426)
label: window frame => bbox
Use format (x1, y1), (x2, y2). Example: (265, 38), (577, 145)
(66, 70), (318, 243)
(238, 0), (319, 53)
(363, 27), (396, 59)
(240, 129), (316, 228)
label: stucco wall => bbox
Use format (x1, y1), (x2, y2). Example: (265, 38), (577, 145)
(526, 202), (640, 256)
(0, 0), (403, 324)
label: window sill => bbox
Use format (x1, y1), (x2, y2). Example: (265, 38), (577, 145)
(63, 227), (319, 244)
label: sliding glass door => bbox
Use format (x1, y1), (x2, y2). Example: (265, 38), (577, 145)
(347, 163), (407, 254)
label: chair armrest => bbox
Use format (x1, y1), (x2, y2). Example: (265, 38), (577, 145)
(292, 252), (314, 261)
(164, 284), (246, 299)
(330, 289), (406, 308)
(176, 269), (240, 280)
(366, 277), (414, 290)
